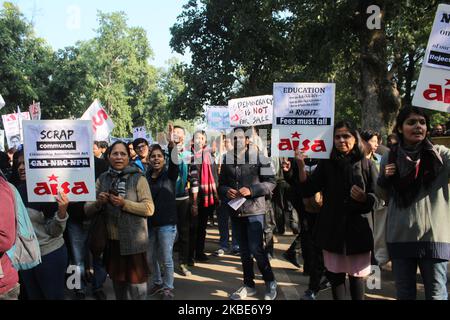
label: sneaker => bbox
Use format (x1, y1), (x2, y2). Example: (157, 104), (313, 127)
(318, 279), (331, 291)
(230, 286), (257, 300)
(93, 289), (107, 300)
(195, 254), (209, 262)
(273, 235), (279, 243)
(149, 284), (164, 296)
(214, 248), (226, 257)
(161, 288), (175, 300)
(300, 289), (316, 300)
(264, 281), (277, 300)
(231, 248), (240, 256)
(179, 264), (192, 277)
(282, 251), (301, 268)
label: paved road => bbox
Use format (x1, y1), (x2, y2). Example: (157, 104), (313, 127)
(66, 227), (449, 300)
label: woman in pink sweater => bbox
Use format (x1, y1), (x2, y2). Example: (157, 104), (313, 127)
(0, 175), (19, 300)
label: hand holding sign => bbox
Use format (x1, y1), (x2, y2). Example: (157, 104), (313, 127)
(294, 148), (307, 169)
(56, 191), (69, 219)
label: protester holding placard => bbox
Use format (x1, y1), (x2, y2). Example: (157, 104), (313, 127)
(84, 141), (155, 300)
(377, 107), (450, 300)
(295, 121), (381, 300)
(12, 150), (71, 300)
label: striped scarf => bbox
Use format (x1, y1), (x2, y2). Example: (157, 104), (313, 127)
(193, 147), (218, 208)
(109, 168), (127, 197)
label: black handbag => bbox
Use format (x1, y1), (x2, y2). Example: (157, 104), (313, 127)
(88, 211), (107, 258)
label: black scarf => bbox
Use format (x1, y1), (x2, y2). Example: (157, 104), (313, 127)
(390, 138), (443, 208)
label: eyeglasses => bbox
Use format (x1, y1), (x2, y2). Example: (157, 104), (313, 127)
(135, 144), (148, 151)
(334, 134), (353, 140)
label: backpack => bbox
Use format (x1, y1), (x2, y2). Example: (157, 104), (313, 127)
(5, 183), (41, 271)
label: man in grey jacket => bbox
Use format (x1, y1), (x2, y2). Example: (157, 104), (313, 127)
(219, 127), (277, 300)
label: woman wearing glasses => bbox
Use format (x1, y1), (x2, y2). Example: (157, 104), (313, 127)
(295, 121), (380, 300)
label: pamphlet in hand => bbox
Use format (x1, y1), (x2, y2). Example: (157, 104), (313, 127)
(227, 197), (246, 211)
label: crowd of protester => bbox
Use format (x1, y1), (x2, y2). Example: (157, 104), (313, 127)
(1, 106), (449, 300)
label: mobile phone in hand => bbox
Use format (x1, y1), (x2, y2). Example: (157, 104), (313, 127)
(109, 189), (119, 196)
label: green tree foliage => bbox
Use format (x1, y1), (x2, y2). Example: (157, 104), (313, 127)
(1, 4), (179, 137)
(0, 2), (53, 116)
(170, 0), (450, 134)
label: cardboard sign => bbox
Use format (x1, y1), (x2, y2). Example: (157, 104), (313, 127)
(29, 102), (41, 120)
(271, 83), (335, 158)
(23, 120), (96, 202)
(424, 4), (450, 70)
(0, 130), (4, 152)
(0, 94), (5, 110)
(228, 95), (273, 127)
(412, 66), (450, 113)
(207, 106), (230, 129)
(1, 111), (31, 149)
(81, 99), (115, 141)
(133, 126), (147, 140)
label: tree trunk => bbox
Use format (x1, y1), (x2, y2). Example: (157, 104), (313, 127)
(358, 0), (401, 138)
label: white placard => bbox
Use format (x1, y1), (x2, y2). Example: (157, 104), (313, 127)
(29, 102), (41, 120)
(0, 94), (5, 109)
(207, 106), (230, 129)
(228, 95), (273, 127)
(1, 111), (31, 149)
(133, 126), (147, 140)
(23, 120), (96, 202)
(81, 99), (115, 141)
(412, 66), (450, 113)
(424, 4), (450, 70)
(271, 83), (335, 158)
(0, 130), (4, 152)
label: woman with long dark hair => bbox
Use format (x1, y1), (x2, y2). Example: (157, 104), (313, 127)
(377, 106), (450, 300)
(11, 150), (70, 300)
(295, 121), (380, 300)
(146, 129), (179, 299)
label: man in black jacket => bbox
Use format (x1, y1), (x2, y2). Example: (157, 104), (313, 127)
(219, 127), (277, 300)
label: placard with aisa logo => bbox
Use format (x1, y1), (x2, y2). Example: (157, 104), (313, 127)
(23, 120), (96, 202)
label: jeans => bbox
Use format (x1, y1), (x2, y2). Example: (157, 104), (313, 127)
(392, 258), (448, 300)
(21, 245), (68, 300)
(231, 215), (275, 288)
(66, 220), (89, 292)
(67, 220), (107, 292)
(149, 224), (177, 290)
(217, 204), (239, 250)
(91, 255), (108, 291)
